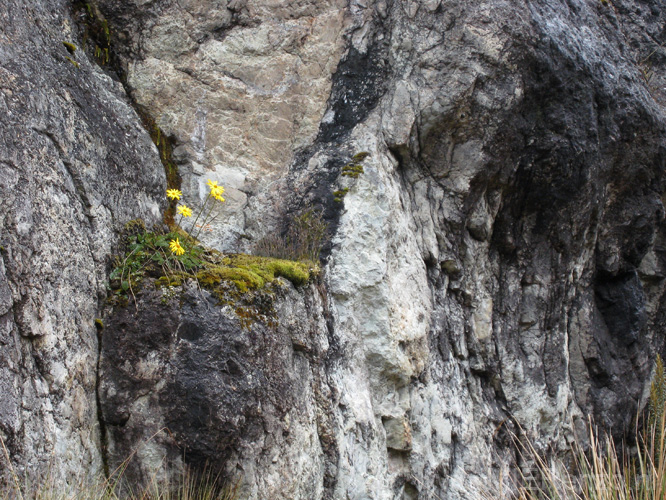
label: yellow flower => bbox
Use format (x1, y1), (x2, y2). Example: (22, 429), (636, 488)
(208, 179), (224, 193)
(166, 189), (182, 200)
(169, 238), (185, 256)
(210, 184), (225, 202)
(177, 204), (193, 217)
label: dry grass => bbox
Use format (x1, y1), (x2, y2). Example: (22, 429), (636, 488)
(0, 434), (239, 500)
(493, 357), (666, 500)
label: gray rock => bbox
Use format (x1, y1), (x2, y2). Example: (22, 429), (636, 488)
(1, 0), (666, 498)
(99, 280), (330, 499)
(94, 0), (666, 496)
(0, 0), (165, 486)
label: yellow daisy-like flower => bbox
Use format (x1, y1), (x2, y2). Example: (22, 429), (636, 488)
(177, 204), (193, 217)
(169, 238), (185, 256)
(208, 180), (224, 193)
(166, 189), (182, 200)
(210, 184), (225, 202)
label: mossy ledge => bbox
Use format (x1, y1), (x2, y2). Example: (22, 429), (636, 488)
(196, 254), (312, 292)
(109, 225), (317, 328)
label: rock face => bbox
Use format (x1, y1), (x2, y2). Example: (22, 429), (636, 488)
(0, 0), (164, 485)
(2, 0), (666, 498)
(94, 0), (666, 498)
(99, 280), (331, 499)
(96, 0), (349, 251)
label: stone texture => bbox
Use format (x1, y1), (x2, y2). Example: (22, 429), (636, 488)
(95, 0), (348, 251)
(1, 0), (666, 498)
(0, 0), (165, 486)
(93, 0), (666, 497)
(99, 279), (331, 499)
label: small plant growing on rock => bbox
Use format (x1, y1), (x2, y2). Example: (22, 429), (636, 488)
(0, 431), (241, 500)
(166, 180), (225, 253)
(492, 355), (666, 500)
(109, 180), (315, 320)
(333, 151), (370, 202)
(254, 208), (328, 263)
(110, 181), (225, 299)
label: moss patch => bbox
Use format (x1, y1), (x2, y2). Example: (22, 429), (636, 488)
(190, 255), (315, 329)
(223, 254), (312, 288)
(138, 114), (181, 227)
(194, 254), (313, 296)
(109, 229), (317, 328)
(72, 1), (112, 66)
(62, 41), (77, 54)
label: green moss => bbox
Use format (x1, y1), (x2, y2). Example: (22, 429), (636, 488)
(154, 275), (183, 288)
(123, 218), (147, 234)
(341, 162), (364, 178)
(197, 266), (265, 293)
(109, 228), (315, 330)
(333, 188), (349, 203)
(197, 255), (313, 293)
(94, 46), (110, 65)
(65, 57), (80, 68)
(352, 152), (370, 162)
(225, 254), (313, 287)
(134, 113), (181, 226)
(62, 41), (77, 54)
(266, 260), (310, 286)
(94, 318), (104, 330)
(73, 1), (112, 66)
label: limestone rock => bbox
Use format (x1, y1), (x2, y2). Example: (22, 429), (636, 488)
(0, 0), (165, 485)
(96, 0), (348, 251)
(99, 280), (330, 499)
(1, 0), (666, 498)
(94, 0), (666, 497)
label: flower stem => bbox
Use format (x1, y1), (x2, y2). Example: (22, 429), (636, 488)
(188, 194), (211, 242)
(193, 201), (218, 241)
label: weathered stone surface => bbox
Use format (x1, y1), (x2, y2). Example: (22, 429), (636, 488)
(0, 0), (165, 485)
(1, 0), (666, 498)
(99, 279), (330, 499)
(95, 0), (348, 251)
(94, 0), (666, 497)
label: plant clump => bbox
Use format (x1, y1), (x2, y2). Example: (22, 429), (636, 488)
(0, 444), (241, 500)
(254, 208), (328, 263)
(496, 354), (666, 500)
(73, 1), (111, 66)
(62, 41), (77, 54)
(333, 151), (370, 203)
(333, 188), (349, 203)
(198, 254), (312, 292)
(109, 183), (316, 328)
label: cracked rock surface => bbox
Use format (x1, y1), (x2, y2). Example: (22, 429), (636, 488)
(1, 0), (666, 498)
(99, 280), (332, 499)
(0, 0), (164, 484)
(95, 0), (666, 497)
